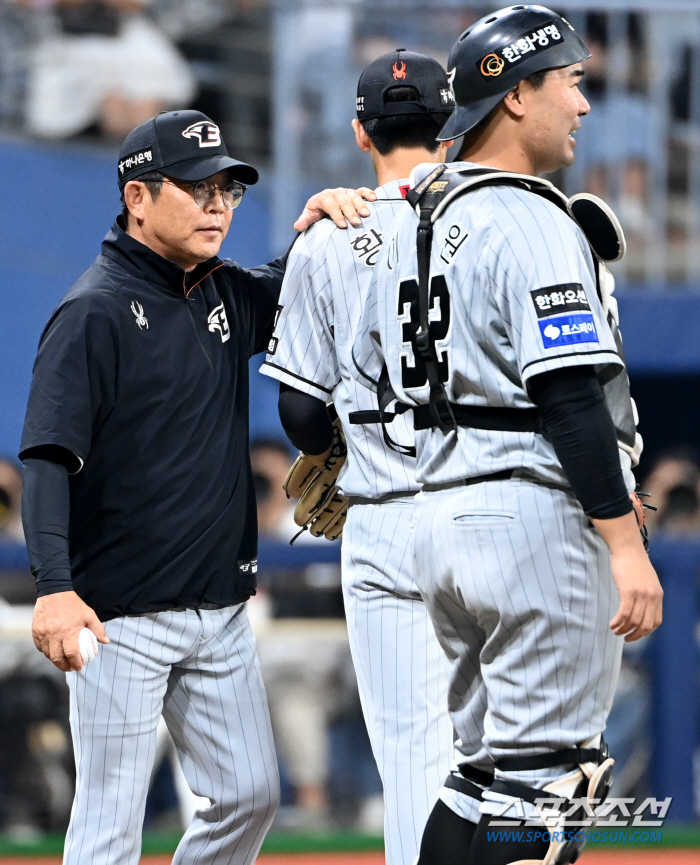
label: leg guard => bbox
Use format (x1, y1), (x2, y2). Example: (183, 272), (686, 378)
(470, 814), (550, 865)
(484, 735), (614, 865)
(417, 765), (493, 865)
(416, 799), (476, 865)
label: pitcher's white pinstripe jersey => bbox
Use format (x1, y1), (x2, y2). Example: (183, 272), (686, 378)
(260, 180), (419, 499)
(354, 162), (627, 490)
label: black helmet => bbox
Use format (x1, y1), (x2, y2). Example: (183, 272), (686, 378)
(438, 4), (590, 141)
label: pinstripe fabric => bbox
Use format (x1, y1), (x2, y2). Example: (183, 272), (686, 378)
(342, 498), (452, 865)
(64, 604), (279, 865)
(412, 479), (623, 818)
(354, 162), (627, 490)
(261, 181), (418, 499)
(349, 162), (631, 827)
(260, 180), (454, 862)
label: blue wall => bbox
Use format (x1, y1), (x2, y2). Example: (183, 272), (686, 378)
(0, 137), (288, 457)
(2, 137), (700, 457)
(617, 293), (700, 374)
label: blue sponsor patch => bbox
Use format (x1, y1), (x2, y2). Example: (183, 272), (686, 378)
(538, 313), (599, 349)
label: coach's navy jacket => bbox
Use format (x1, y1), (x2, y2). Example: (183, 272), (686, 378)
(21, 219), (283, 620)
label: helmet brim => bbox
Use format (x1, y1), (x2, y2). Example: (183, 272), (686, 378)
(436, 93), (505, 141)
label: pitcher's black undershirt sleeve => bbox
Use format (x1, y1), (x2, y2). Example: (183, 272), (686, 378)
(21, 457), (74, 597)
(527, 366), (633, 520)
(278, 382), (334, 456)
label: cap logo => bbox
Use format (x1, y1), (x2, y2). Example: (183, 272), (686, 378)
(480, 53), (505, 77)
(182, 120), (221, 148)
(356, 95), (365, 113)
(392, 60), (407, 80)
(476, 21), (563, 79)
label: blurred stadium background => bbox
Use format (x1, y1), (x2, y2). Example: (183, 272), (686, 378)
(0, 0), (698, 861)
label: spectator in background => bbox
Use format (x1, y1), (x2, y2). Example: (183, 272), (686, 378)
(152, 0), (232, 41)
(0, 671), (73, 841)
(656, 484), (700, 537)
(0, 0), (45, 126)
(25, 0), (195, 139)
(251, 439), (300, 543)
(0, 458), (24, 543)
(577, 15), (658, 236)
(0, 460), (73, 842)
(640, 446), (700, 534)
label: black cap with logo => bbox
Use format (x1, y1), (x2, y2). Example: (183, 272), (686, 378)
(117, 110), (259, 189)
(356, 49), (455, 121)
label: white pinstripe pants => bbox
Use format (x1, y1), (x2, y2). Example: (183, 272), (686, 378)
(63, 604), (279, 865)
(412, 479), (623, 818)
(342, 498), (453, 865)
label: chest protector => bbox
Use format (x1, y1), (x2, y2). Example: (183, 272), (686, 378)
(405, 163), (641, 466)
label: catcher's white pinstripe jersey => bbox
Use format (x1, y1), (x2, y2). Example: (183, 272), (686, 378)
(260, 180), (419, 499)
(353, 161), (633, 827)
(354, 162), (631, 491)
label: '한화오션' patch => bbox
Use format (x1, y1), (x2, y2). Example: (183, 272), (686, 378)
(538, 314), (599, 349)
(530, 284), (590, 318)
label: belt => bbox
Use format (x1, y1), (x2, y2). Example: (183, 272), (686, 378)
(130, 602), (238, 617)
(413, 403), (541, 433)
(422, 468), (514, 493)
(346, 490), (418, 506)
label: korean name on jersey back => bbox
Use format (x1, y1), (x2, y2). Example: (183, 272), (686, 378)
(349, 228), (383, 267)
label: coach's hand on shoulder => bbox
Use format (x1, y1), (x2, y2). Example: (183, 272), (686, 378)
(592, 511), (663, 643)
(32, 591), (109, 672)
(295, 187), (377, 231)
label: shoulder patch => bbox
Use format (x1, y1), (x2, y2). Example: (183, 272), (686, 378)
(538, 314), (599, 349)
(266, 305), (283, 355)
(530, 284), (590, 319)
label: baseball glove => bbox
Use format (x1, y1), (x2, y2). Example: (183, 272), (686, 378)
(284, 418), (348, 541)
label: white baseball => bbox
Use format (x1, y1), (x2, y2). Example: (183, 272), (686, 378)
(78, 628), (99, 666)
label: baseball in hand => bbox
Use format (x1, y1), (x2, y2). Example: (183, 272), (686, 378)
(78, 628), (99, 666)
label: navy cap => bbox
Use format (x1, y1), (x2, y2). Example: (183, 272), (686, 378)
(117, 110), (259, 189)
(356, 49), (455, 121)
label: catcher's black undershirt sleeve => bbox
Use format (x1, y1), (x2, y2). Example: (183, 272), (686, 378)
(21, 454), (74, 596)
(528, 366), (633, 520)
(278, 382), (334, 456)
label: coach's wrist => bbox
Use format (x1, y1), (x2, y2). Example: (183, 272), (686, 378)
(36, 578), (75, 598)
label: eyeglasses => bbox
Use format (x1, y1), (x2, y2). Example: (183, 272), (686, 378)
(163, 178), (246, 210)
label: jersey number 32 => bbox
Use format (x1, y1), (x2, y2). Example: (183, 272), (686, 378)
(397, 275), (451, 388)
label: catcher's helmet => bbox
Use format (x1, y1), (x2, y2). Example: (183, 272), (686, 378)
(438, 5), (590, 141)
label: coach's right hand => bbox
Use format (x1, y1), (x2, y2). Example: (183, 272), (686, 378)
(592, 512), (664, 643)
(33, 591), (109, 672)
